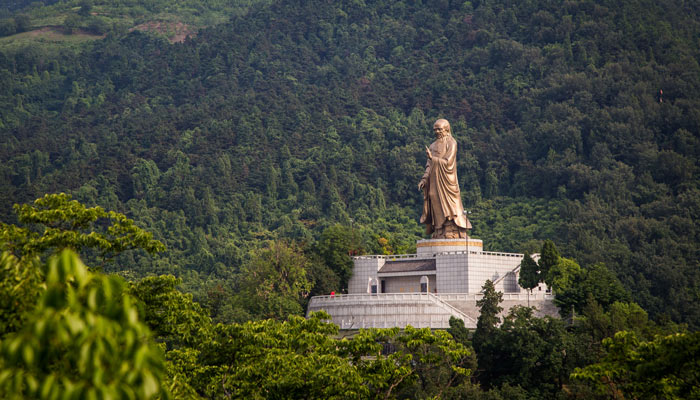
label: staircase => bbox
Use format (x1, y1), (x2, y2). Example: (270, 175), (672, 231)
(307, 293), (478, 330)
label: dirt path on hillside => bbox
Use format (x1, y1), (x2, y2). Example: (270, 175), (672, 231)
(131, 21), (196, 43)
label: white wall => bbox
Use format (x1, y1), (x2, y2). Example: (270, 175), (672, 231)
(347, 257), (383, 294)
(381, 274), (436, 293)
(436, 253), (469, 293)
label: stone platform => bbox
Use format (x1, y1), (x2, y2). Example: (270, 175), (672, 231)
(307, 292), (556, 329)
(307, 238), (557, 330)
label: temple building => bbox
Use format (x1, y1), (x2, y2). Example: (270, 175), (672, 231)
(307, 238), (557, 329)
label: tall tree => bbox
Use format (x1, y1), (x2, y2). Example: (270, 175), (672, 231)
(317, 224), (362, 290)
(539, 240), (560, 285)
(518, 253), (540, 291)
(472, 280), (503, 361)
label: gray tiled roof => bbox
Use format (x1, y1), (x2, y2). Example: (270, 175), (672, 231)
(379, 259), (436, 273)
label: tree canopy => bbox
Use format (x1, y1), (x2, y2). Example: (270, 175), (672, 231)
(2, 0), (698, 327)
(1, 0), (699, 396)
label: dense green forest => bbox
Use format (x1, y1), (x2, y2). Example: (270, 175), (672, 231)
(2, 0), (698, 327)
(1, 204), (696, 399)
(1, 0), (699, 397)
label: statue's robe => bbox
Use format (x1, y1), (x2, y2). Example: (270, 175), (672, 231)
(420, 134), (471, 236)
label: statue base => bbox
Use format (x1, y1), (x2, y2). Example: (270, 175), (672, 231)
(416, 238), (483, 255)
(429, 220), (467, 239)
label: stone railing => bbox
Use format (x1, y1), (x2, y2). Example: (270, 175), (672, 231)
(310, 292), (435, 302)
(311, 292), (554, 303)
(427, 293), (477, 325)
(435, 293), (555, 301)
(353, 250), (525, 260)
(353, 254), (423, 260)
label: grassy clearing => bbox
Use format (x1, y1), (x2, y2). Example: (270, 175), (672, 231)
(0, 27), (102, 52)
(1, 0), (270, 51)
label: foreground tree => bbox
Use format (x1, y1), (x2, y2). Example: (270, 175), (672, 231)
(571, 330), (700, 399)
(472, 280), (503, 354)
(478, 307), (572, 397)
(0, 193), (164, 263)
(0, 194), (165, 337)
(193, 313), (472, 399)
(0, 252), (42, 337)
(0, 250), (167, 399)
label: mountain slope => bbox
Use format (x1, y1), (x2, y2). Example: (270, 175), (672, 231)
(1, 0), (699, 326)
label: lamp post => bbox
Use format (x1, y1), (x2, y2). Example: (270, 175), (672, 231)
(464, 209), (472, 270)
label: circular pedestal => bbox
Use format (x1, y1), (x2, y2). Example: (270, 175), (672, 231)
(416, 238), (483, 255)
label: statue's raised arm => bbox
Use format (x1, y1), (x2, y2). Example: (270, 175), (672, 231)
(419, 119), (472, 238)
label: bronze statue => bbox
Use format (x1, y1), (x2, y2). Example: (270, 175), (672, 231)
(418, 119), (471, 238)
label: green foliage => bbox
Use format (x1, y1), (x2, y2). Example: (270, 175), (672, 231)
(475, 280), (503, 333)
(386, 326), (474, 399)
(235, 241), (313, 320)
(0, 250), (168, 399)
(447, 315), (471, 346)
(127, 273), (215, 398)
(129, 275), (213, 349)
(571, 330), (700, 400)
(1, 0), (699, 330)
(476, 306), (573, 397)
(472, 280), (503, 356)
(193, 313), (472, 399)
(517, 252), (539, 291)
(0, 194), (166, 338)
(1, 2), (699, 396)
(471, 281), (584, 398)
(576, 298), (651, 346)
(198, 314), (364, 399)
(63, 14), (81, 34)
(1, 0), (271, 48)
(538, 239), (560, 284)
(0, 193), (164, 264)
(305, 255), (340, 298)
(547, 257), (581, 298)
(0, 18), (17, 37)
(317, 223), (362, 290)
(0, 252), (42, 337)
(551, 261), (631, 317)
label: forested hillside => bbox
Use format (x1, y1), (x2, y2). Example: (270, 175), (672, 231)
(1, 0), (699, 329)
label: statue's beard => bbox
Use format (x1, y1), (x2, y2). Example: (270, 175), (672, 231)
(436, 131), (449, 139)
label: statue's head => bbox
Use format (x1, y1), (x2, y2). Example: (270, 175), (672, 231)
(433, 119), (451, 138)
